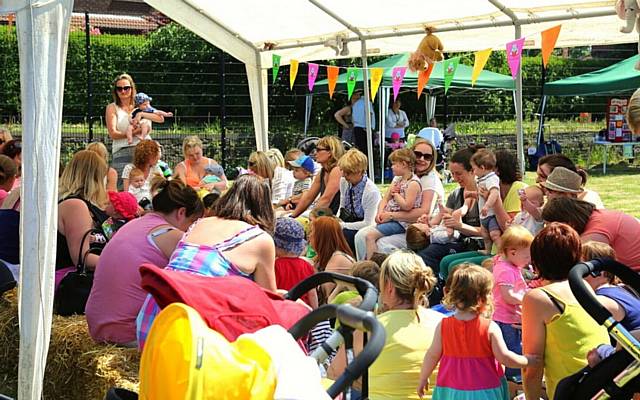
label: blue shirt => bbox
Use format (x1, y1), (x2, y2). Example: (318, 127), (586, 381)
(351, 98), (376, 129)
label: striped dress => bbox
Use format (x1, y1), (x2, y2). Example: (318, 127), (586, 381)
(433, 315), (509, 400)
(136, 224), (264, 349)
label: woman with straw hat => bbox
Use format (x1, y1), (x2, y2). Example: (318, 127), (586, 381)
(538, 166), (584, 201)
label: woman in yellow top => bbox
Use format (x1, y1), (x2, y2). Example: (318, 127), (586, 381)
(522, 222), (609, 399)
(369, 250), (444, 400)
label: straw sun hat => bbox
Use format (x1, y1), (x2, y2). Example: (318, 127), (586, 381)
(540, 166), (583, 194)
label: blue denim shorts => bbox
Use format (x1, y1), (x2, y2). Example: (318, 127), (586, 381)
(376, 221), (406, 236)
(480, 215), (500, 233)
(496, 321), (523, 381)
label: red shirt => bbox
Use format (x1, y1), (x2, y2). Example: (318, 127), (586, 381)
(275, 256), (316, 306)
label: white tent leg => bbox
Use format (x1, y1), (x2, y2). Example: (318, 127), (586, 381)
(514, 26), (525, 174)
(14, 1), (73, 399)
(379, 86), (385, 184)
(304, 94), (313, 135)
(426, 94), (437, 123)
(246, 63), (269, 150)
(360, 39), (375, 180)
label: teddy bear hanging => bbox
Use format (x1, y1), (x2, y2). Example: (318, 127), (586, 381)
(408, 26), (444, 72)
(616, 0), (640, 70)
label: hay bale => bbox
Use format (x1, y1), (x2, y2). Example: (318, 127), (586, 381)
(0, 289), (139, 399)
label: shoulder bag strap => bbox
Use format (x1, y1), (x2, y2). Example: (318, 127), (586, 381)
(76, 228), (95, 274)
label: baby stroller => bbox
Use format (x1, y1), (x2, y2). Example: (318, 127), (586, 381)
(286, 271), (379, 399)
(106, 270), (383, 400)
(554, 257), (640, 399)
(297, 137), (353, 156)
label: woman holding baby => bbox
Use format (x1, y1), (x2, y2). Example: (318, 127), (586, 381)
(106, 74), (165, 189)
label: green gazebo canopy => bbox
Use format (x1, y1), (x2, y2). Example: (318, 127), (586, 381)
(314, 53), (515, 92)
(544, 55), (640, 96)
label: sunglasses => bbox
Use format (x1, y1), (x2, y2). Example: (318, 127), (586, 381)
(414, 151), (433, 161)
(316, 147), (329, 152)
(115, 86), (132, 92)
(248, 161), (256, 167)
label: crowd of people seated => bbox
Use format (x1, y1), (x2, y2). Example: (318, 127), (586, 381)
(2, 74), (640, 400)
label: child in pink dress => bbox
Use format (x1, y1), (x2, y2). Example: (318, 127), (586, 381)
(417, 264), (539, 399)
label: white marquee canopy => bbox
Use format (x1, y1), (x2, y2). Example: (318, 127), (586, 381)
(145, 0), (633, 175)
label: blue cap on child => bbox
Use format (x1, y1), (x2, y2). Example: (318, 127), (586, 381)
(287, 155), (315, 175)
(273, 217), (306, 256)
(204, 164), (224, 177)
(135, 92), (152, 106)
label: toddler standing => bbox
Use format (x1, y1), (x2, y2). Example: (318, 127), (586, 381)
(470, 149), (502, 253)
(365, 148), (421, 259)
(492, 225), (533, 384)
(417, 264), (539, 399)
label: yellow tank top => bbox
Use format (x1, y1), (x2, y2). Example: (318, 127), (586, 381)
(540, 287), (609, 399)
(368, 307), (443, 400)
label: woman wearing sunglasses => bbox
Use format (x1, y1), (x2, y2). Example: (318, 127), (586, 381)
(106, 74), (165, 189)
(353, 138), (444, 260)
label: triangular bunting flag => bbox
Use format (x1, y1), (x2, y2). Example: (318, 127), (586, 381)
(327, 66), (339, 99)
(307, 63), (319, 91)
(506, 37), (525, 79)
(443, 57), (460, 94)
(289, 60), (299, 90)
(272, 54), (281, 84)
(391, 67), (407, 101)
(370, 68), (384, 101)
(346, 67), (358, 99)
(471, 48), (492, 87)
(417, 63), (434, 99)
(541, 25), (562, 68)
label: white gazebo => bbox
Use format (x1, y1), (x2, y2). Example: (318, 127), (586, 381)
(4, 1), (637, 398)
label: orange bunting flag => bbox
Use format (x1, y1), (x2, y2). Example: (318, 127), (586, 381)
(471, 48), (492, 87)
(370, 68), (384, 101)
(289, 60), (299, 90)
(541, 25), (562, 68)
(327, 66), (339, 99)
(416, 63), (434, 99)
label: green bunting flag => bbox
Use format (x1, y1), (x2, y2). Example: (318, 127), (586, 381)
(272, 54), (281, 84)
(346, 67), (358, 99)
(443, 57), (460, 94)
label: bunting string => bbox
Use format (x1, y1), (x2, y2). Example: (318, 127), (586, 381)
(270, 24), (562, 97)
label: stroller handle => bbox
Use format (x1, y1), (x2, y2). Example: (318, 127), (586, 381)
(287, 304), (386, 399)
(568, 257), (640, 326)
(285, 272), (378, 312)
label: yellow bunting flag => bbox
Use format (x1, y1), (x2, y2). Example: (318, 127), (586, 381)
(370, 68), (384, 101)
(417, 63), (434, 99)
(471, 48), (492, 87)
(289, 59), (299, 90)
(541, 25), (562, 68)
(327, 66), (339, 99)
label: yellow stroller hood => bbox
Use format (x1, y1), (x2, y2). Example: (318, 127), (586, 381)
(139, 303), (276, 400)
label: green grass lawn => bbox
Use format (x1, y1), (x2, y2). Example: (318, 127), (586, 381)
(379, 169), (640, 217)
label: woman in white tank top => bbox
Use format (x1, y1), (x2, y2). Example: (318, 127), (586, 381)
(105, 74), (165, 189)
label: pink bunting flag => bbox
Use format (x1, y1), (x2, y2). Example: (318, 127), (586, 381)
(307, 63), (319, 91)
(391, 66), (407, 101)
(506, 37), (525, 79)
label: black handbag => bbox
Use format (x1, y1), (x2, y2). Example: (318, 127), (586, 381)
(54, 228), (97, 316)
(339, 186), (364, 223)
